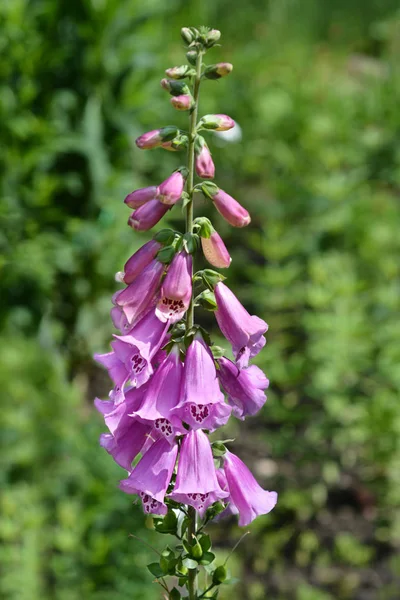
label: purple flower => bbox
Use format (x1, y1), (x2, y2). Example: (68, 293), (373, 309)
(120, 437), (178, 515)
(201, 230), (231, 268)
(116, 259), (164, 325)
(212, 189), (251, 228)
(132, 346), (184, 443)
(218, 357), (269, 419)
(169, 430), (228, 515)
(222, 450), (277, 526)
(123, 240), (162, 285)
(214, 281), (268, 368)
(128, 199), (170, 231)
(172, 335), (231, 431)
(124, 186), (157, 209)
(95, 386), (151, 470)
(95, 309), (169, 395)
(156, 252), (192, 323)
(156, 171), (186, 206)
(195, 138), (215, 179)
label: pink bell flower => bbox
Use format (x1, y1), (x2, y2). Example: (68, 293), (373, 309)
(223, 450), (277, 526)
(124, 186), (157, 209)
(201, 230), (231, 268)
(156, 252), (192, 323)
(116, 259), (164, 324)
(169, 430), (229, 516)
(171, 335), (231, 431)
(171, 94), (193, 111)
(217, 357), (269, 419)
(212, 189), (251, 227)
(195, 140), (215, 179)
(156, 171), (186, 206)
(214, 281), (268, 368)
(122, 240), (162, 284)
(120, 437), (179, 515)
(128, 199), (170, 231)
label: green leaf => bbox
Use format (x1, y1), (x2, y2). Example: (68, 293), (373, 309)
(147, 562), (164, 578)
(199, 551), (216, 565)
(182, 557), (198, 570)
(169, 588), (181, 600)
(199, 534), (212, 552)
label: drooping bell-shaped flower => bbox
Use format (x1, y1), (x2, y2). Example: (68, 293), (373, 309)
(217, 357), (269, 419)
(111, 308), (170, 389)
(211, 189), (251, 228)
(172, 335), (231, 431)
(222, 450), (277, 526)
(116, 259), (164, 325)
(156, 251), (192, 323)
(122, 240), (162, 284)
(128, 200), (170, 231)
(201, 230), (231, 268)
(119, 437), (178, 515)
(156, 170), (187, 206)
(214, 281), (268, 368)
(195, 137), (215, 179)
(94, 385), (151, 470)
(132, 345), (184, 443)
(124, 186), (157, 209)
(169, 429), (229, 516)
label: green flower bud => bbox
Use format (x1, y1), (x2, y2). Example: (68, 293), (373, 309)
(191, 540), (203, 559)
(205, 29), (221, 47)
(186, 50), (198, 66)
(204, 63), (233, 80)
(212, 565), (228, 584)
(181, 27), (194, 45)
(160, 79), (190, 97)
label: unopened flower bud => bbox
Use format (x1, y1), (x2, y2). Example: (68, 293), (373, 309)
(160, 79), (190, 97)
(195, 136), (215, 179)
(212, 565), (227, 585)
(124, 186), (157, 209)
(162, 134), (189, 152)
(165, 65), (194, 79)
(211, 189), (251, 227)
(201, 230), (231, 269)
(204, 62), (233, 80)
(205, 29), (221, 46)
(135, 126), (178, 149)
(199, 114), (235, 131)
(157, 170), (187, 206)
(181, 27), (195, 45)
(186, 50), (198, 66)
(123, 239), (162, 284)
(171, 94), (193, 111)
(128, 199), (169, 231)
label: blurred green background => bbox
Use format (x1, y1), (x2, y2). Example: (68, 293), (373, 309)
(1, 1), (400, 599)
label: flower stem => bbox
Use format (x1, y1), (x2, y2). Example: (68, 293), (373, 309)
(185, 49), (203, 600)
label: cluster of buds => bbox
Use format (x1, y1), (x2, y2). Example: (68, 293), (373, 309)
(94, 26), (276, 599)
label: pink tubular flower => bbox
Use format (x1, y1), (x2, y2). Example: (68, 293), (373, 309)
(123, 240), (162, 284)
(156, 171), (186, 206)
(171, 95), (193, 111)
(94, 309), (169, 395)
(195, 140), (215, 179)
(200, 114), (235, 131)
(223, 450), (277, 526)
(120, 437), (179, 515)
(217, 357), (269, 419)
(135, 126), (178, 150)
(214, 281), (268, 368)
(116, 259), (164, 324)
(128, 199), (170, 231)
(156, 252), (192, 323)
(201, 230), (231, 268)
(132, 346), (184, 443)
(172, 335), (231, 431)
(169, 430), (229, 516)
(212, 189), (251, 227)
(94, 386), (151, 470)
(124, 186), (157, 209)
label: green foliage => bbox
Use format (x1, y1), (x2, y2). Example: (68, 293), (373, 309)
(1, 0), (400, 599)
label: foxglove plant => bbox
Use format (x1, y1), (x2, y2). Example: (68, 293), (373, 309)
(95, 26), (277, 599)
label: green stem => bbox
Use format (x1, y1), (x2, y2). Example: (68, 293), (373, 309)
(185, 49), (203, 600)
